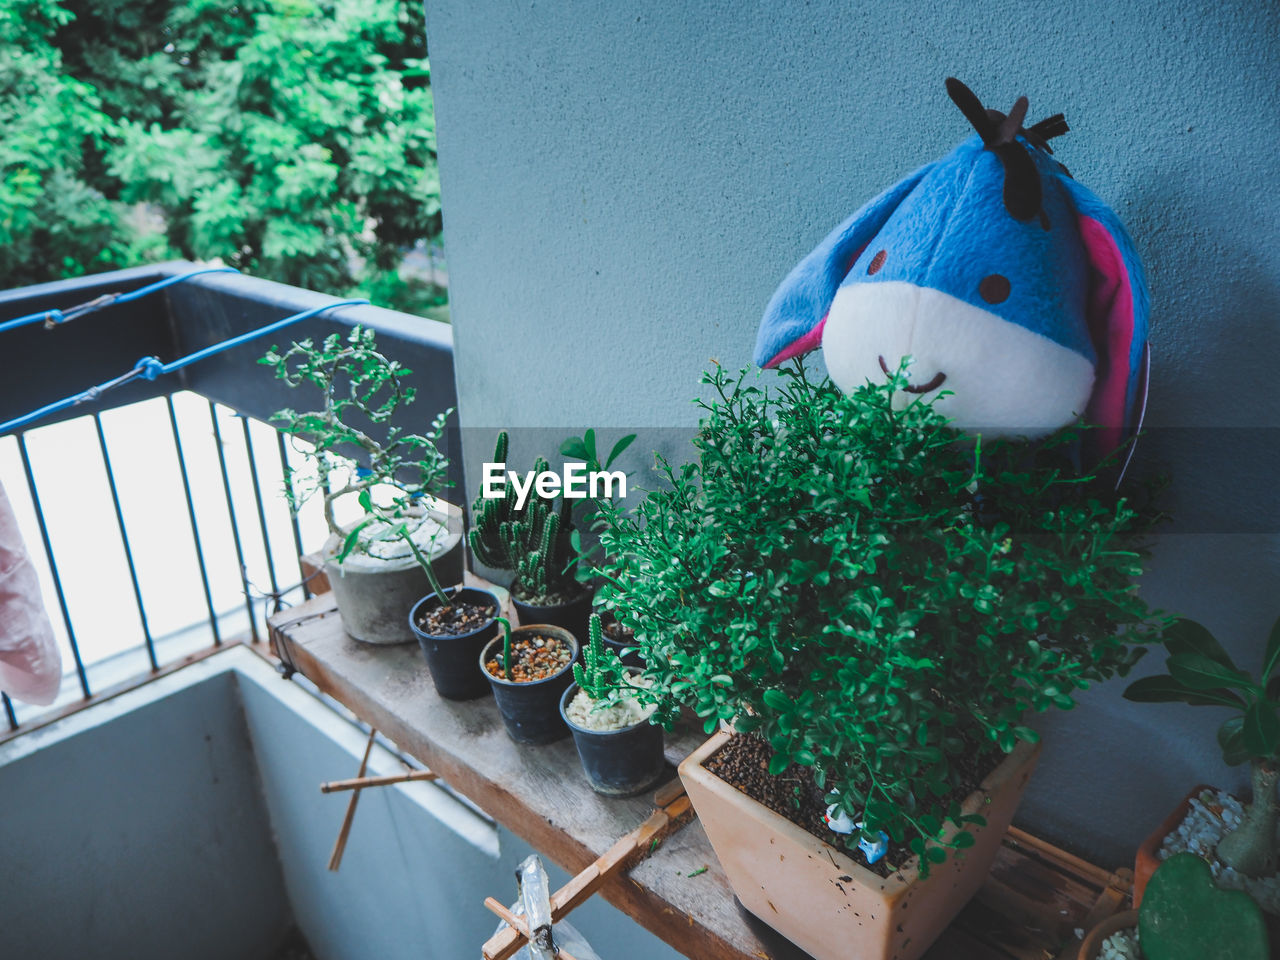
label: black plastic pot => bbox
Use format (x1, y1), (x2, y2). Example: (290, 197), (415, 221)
(511, 589), (594, 643)
(602, 636), (644, 669)
(480, 625), (578, 744)
(559, 682), (667, 797)
(409, 586), (500, 701)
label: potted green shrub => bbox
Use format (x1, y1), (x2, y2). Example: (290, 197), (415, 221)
(470, 431), (592, 638)
(262, 326), (469, 647)
(480, 617), (578, 744)
(559, 613), (666, 796)
(1124, 613), (1280, 908)
(595, 361), (1163, 960)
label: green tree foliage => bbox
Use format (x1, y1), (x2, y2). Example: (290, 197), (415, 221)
(0, 0), (444, 312)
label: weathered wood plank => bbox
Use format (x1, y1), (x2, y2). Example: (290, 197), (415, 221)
(269, 589), (1129, 960)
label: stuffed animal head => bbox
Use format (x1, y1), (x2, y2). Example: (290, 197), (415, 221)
(755, 78), (1149, 459)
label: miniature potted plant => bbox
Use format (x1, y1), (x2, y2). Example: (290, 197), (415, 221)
(1078, 852), (1269, 960)
(470, 431), (592, 637)
(480, 616), (578, 744)
(1124, 613), (1280, 909)
(261, 326), (469, 646)
(559, 613), (666, 796)
(595, 361), (1163, 960)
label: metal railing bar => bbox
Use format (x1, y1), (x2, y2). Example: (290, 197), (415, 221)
(2, 691), (16, 731)
(239, 416), (281, 601)
(276, 430), (311, 601)
(208, 402), (260, 643)
(16, 433), (91, 698)
(165, 394), (222, 645)
(92, 412), (159, 672)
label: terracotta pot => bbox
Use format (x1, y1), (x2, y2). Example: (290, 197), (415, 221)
(1077, 910), (1138, 960)
(1132, 783), (1211, 907)
(678, 730), (1042, 960)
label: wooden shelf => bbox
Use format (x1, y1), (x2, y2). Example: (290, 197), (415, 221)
(269, 588), (1129, 960)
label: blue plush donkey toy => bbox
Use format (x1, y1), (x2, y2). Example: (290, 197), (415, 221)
(755, 78), (1149, 461)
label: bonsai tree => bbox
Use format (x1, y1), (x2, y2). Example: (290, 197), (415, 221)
(595, 360), (1162, 871)
(1125, 613), (1280, 877)
(260, 326), (454, 605)
(469, 431), (580, 605)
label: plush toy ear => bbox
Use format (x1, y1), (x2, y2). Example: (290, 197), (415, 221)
(1060, 177), (1151, 460)
(754, 162), (934, 368)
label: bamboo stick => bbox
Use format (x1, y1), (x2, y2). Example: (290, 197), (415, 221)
(482, 898), (580, 960)
(321, 769), (439, 793)
(327, 728), (377, 871)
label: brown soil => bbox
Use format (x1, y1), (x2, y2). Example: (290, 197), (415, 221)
(600, 612), (635, 646)
(416, 598), (494, 637)
(705, 733), (989, 878)
(485, 633), (573, 682)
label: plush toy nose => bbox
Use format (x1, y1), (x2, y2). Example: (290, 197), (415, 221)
(821, 281), (1096, 438)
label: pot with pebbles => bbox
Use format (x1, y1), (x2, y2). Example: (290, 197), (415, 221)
(409, 586), (500, 700)
(559, 614), (665, 796)
(1124, 614), (1280, 912)
(596, 364), (1163, 960)
(262, 327), (460, 645)
(481, 619), (578, 744)
(1078, 853), (1269, 960)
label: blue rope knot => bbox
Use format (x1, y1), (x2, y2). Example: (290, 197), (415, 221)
(42, 309), (65, 329)
(136, 356), (165, 381)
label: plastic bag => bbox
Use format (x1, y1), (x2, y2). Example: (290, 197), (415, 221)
(0, 478), (61, 705)
(491, 855), (603, 960)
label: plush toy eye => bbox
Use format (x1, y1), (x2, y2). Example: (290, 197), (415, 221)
(979, 274), (1011, 304)
(867, 250), (887, 275)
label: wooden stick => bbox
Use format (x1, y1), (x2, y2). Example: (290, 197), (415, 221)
(327, 728), (377, 871)
(321, 769), (439, 793)
(481, 785), (692, 960)
(482, 898), (580, 960)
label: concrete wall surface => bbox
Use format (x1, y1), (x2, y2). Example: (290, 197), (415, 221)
(426, 0), (1280, 864)
(0, 665), (291, 960)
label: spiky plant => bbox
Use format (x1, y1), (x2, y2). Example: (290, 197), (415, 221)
(573, 613), (624, 702)
(469, 431), (578, 605)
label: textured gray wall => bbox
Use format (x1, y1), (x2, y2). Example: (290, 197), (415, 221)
(428, 0), (1280, 866)
(0, 671), (291, 960)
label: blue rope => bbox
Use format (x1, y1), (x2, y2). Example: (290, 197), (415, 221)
(0, 298), (369, 436)
(0, 267), (239, 335)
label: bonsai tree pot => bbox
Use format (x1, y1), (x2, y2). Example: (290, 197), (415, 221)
(1132, 783), (1209, 907)
(480, 625), (578, 744)
(511, 589), (593, 643)
(678, 730), (1042, 960)
(323, 506), (463, 645)
(559, 681), (666, 797)
(409, 586), (500, 701)
(1077, 910), (1138, 960)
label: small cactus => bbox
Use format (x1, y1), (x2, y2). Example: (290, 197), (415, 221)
(1138, 853), (1269, 960)
(573, 613), (621, 701)
(469, 432), (579, 605)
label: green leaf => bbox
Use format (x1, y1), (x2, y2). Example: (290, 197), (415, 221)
(1218, 717), (1252, 766)
(559, 438), (588, 460)
(762, 689), (791, 711)
(767, 753), (790, 776)
(925, 847), (947, 864)
(953, 831), (976, 849)
(1124, 675), (1245, 708)
(605, 434), (637, 469)
(1262, 614), (1280, 682)
(1242, 700), (1280, 759)
(1166, 654), (1255, 692)
(1163, 619), (1239, 670)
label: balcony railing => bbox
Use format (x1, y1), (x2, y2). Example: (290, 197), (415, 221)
(0, 262), (457, 732)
